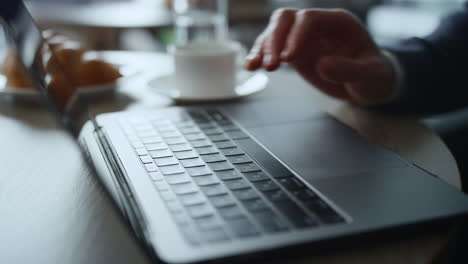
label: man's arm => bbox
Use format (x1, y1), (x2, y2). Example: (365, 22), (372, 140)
(378, 3), (468, 114)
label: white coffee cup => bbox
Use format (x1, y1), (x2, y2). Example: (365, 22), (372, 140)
(169, 41), (245, 99)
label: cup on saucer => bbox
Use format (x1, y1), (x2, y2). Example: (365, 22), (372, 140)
(151, 0), (267, 102)
(168, 40), (248, 100)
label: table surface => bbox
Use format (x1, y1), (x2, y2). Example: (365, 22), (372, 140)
(0, 51), (461, 263)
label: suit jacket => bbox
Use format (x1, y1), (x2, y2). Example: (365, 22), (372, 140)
(378, 2), (468, 115)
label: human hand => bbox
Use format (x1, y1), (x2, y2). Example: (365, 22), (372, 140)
(245, 8), (397, 105)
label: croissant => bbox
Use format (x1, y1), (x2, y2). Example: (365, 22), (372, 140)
(2, 33), (121, 89)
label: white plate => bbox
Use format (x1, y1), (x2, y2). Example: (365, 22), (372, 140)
(0, 63), (138, 99)
(148, 71), (268, 103)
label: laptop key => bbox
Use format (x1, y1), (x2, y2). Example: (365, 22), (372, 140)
(171, 182), (198, 195)
(201, 127), (223, 135)
(170, 143), (193, 152)
(235, 163), (262, 173)
(214, 140), (236, 149)
(165, 137), (186, 145)
(209, 194), (236, 208)
(233, 138), (293, 179)
(160, 131), (181, 138)
(253, 180), (280, 192)
(220, 124), (238, 131)
(200, 184), (228, 196)
(252, 210), (289, 233)
(194, 215), (221, 230)
(189, 139), (212, 148)
(165, 173), (191, 185)
(226, 154), (253, 164)
(195, 146), (218, 155)
(303, 199), (332, 214)
(208, 134), (230, 142)
(186, 166), (212, 176)
(186, 203), (213, 219)
(185, 133), (206, 141)
(172, 212), (191, 226)
(175, 121), (195, 129)
(218, 205), (245, 219)
(226, 217), (260, 238)
(132, 141), (145, 149)
(188, 110), (210, 122)
(275, 199), (319, 228)
(207, 161), (233, 171)
(159, 190), (177, 201)
(145, 142), (168, 151)
(220, 147), (244, 156)
(149, 149), (173, 158)
(138, 131), (158, 138)
(320, 213), (346, 225)
(135, 148), (148, 156)
(159, 164), (185, 175)
(174, 150), (198, 160)
(180, 158), (205, 168)
(148, 171), (164, 181)
(292, 189), (318, 201)
(140, 155), (153, 164)
(178, 192), (206, 206)
(224, 178), (250, 190)
(232, 188), (260, 201)
(154, 181), (170, 191)
(225, 130), (249, 140)
(206, 110), (230, 123)
(197, 123), (217, 129)
(165, 200), (184, 213)
(180, 226), (201, 245)
(179, 127), (200, 135)
(145, 163), (158, 172)
(200, 153), (226, 163)
(141, 136), (163, 144)
(154, 156), (179, 167)
(192, 175), (219, 186)
(242, 198), (269, 212)
(263, 189), (289, 202)
(215, 169), (242, 180)
(243, 171), (269, 182)
(278, 177), (306, 190)
(202, 228), (230, 243)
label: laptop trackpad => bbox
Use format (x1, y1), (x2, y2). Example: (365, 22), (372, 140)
(243, 117), (408, 181)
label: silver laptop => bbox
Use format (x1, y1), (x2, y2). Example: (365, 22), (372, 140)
(2, 1), (468, 263)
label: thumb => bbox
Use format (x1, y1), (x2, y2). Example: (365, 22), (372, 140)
(317, 56), (384, 84)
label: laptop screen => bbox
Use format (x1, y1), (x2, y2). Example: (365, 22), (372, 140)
(0, 0), (90, 136)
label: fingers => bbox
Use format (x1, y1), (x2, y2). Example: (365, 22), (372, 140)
(244, 33), (266, 71)
(244, 8), (297, 71)
(261, 8), (297, 71)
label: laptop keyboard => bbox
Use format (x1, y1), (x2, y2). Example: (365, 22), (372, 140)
(119, 109), (346, 245)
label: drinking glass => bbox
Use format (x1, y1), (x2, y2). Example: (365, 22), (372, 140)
(172, 0), (228, 46)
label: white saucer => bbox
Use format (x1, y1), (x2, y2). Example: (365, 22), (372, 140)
(148, 71), (268, 103)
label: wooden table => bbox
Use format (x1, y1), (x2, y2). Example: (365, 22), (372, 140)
(0, 51), (461, 263)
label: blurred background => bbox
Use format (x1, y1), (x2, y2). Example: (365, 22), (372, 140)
(4, 0), (463, 53)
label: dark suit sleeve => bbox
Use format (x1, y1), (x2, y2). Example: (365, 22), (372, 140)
(375, 3), (468, 115)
